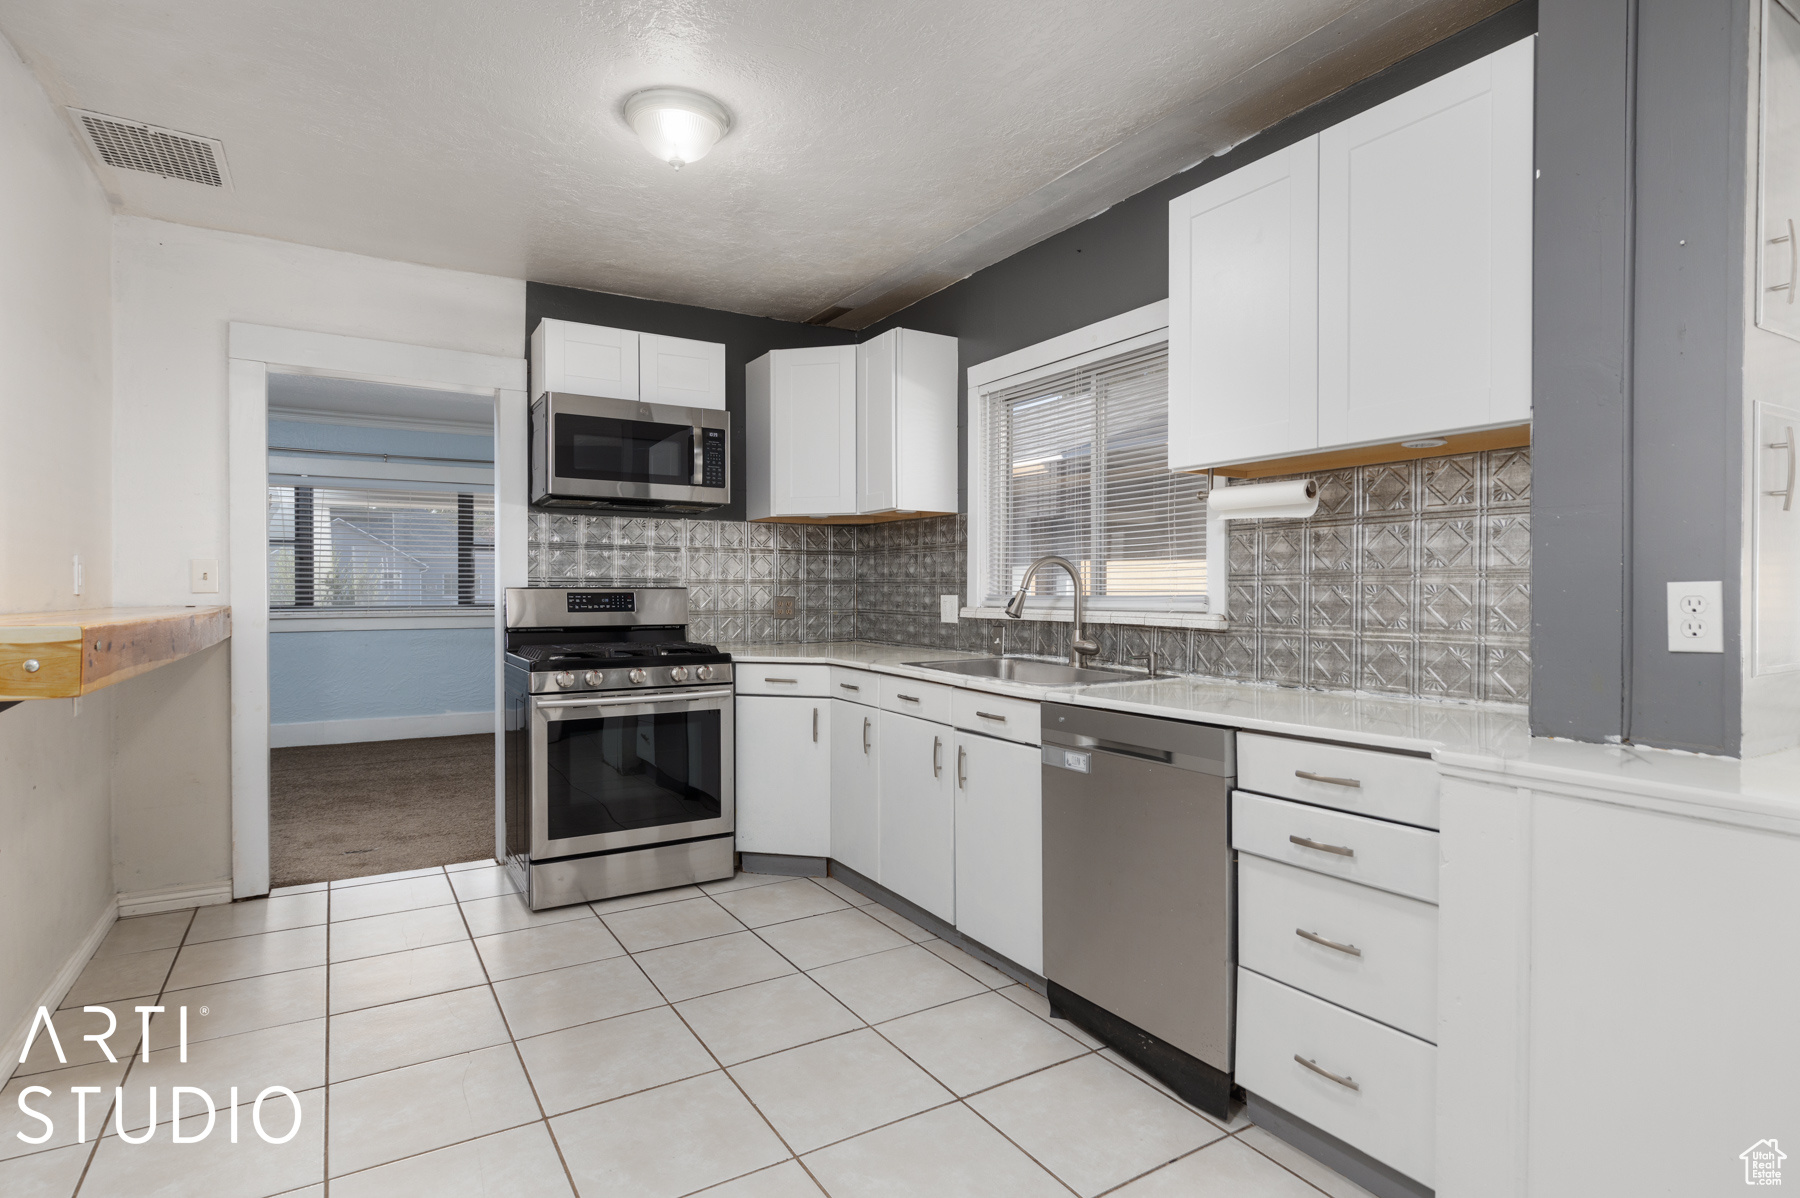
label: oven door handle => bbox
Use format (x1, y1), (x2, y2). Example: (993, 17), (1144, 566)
(534, 687), (735, 710)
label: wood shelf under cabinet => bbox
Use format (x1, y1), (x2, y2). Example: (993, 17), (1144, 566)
(0, 606), (231, 701)
(1204, 423), (1529, 480)
(751, 511), (955, 525)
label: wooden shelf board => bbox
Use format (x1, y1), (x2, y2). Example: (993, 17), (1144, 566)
(1198, 424), (1531, 480)
(0, 606), (231, 701)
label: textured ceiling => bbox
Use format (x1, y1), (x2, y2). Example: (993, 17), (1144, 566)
(0, 0), (1506, 325)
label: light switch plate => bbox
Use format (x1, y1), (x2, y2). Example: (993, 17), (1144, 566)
(191, 558), (220, 594)
(941, 595), (960, 624)
(1667, 581), (1723, 653)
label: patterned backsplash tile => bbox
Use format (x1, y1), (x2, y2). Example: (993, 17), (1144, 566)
(525, 446), (1530, 704)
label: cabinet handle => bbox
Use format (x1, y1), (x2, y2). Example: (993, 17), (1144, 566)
(764, 677), (798, 684)
(839, 682), (861, 692)
(897, 693), (920, 703)
(1768, 425), (1796, 512)
(812, 706), (818, 743)
(1296, 928), (1362, 957)
(976, 711), (1006, 723)
(957, 745), (967, 789)
(1769, 217), (1797, 304)
(863, 716), (871, 754)
(691, 431), (705, 485)
(1295, 770), (1360, 789)
(933, 736), (942, 778)
(1294, 1054), (1360, 1092)
(1289, 835), (1355, 858)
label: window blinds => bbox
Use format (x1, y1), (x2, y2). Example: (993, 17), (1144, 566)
(268, 484), (495, 610)
(983, 343), (1208, 611)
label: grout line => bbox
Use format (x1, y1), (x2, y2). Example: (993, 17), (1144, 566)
(1232, 1130), (1345, 1198)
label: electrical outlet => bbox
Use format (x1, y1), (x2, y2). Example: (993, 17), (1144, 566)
(191, 558), (219, 594)
(773, 594), (796, 619)
(1667, 581), (1723, 653)
(941, 594), (961, 624)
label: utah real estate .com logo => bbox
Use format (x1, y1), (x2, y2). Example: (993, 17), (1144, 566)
(1742, 1139), (1786, 1186)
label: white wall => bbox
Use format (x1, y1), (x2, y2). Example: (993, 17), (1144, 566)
(0, 33), (118, 1066)
(109, 217), (525, 891)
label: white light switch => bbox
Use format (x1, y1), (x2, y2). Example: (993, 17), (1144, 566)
(1667, 581), (1723, 653)
(72, 554), (83, 597)
(191, 558), (219, 594)
(940, 595), (961, 624)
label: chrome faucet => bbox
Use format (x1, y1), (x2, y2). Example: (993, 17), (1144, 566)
(1004, 555), (1100, 667)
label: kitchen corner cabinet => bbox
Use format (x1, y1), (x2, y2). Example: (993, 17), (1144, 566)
(530, 319), (726, 409)
(953, 732), (1043, 973)
(746, 345), (858, 519)
(878, 709), (957, 922)
(856, 328), (959, 516)
(1168, 36), (1534, 472)
(830, 694), (881, 877)
(735, 694), (831, 856)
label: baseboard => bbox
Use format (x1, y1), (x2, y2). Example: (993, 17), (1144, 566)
(0, 896), (117, 1089)
(740, 852), (826, 877)
(269, 710), (494, 747)
(118, 880), (233, 917)
(1244, 1093), (1435, 1198)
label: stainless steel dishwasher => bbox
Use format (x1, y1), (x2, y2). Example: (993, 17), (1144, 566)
(1041, 701), (1236, 1117)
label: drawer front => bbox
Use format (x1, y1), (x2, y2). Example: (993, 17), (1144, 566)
(1233, 791), (1439, 903)
(880, 675), (954, 724)
(737, 664), (833, 697)
(1238, 855), (1437, 1041)
(951, 688), (1040, 745)
(831, 667), (878, 706)
(1238, 733), (1439, 828)
(1236, 967), (1436, 1187)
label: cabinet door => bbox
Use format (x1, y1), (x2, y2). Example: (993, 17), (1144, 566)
(830, 697), (880, 878)
(735, 696), (831, 856)
(857, 330), (897, 513)
(954, 733), (1042, 973)
(533, 319), (639, 400)
(860, 328), (959, 514)
(640, 333), (726, 410)
(1318, 37), (1534, 446)
(878, 710), (955, 922)
(773, 345), (857, 516)
(1755, 401), (1800, 673)
(1168, 136), (1319, 471)
(1761, 0), (1800, 341)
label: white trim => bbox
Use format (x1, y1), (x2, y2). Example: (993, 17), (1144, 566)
(229, 322), (526, 900)
(0, 898), (116, 1088)
(961, 605), (1228, 630)
(268, 404), (494, 435)
(270, 711), (495, 747)
(118, 881), (234, 918)
(268, 456), (494, 488)
(967, 300), (1170, 393)
(270, 611), (494, 632)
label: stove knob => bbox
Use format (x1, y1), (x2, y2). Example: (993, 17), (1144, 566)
(583, 670), (603, 687)
(629, 668), (648, 685)
(553, 671), (575, 689)
(696, 665), (714, 681)
(669, 666), (689, 683)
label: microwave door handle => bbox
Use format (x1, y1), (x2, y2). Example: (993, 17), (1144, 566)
(692, 427), (704, 486)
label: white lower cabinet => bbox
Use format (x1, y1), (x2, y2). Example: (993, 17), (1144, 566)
(735, 695), (831, 857)
(877, 709), (956, 922)
(830, 698), (880, 879)
(952, 732), (1043, 973)
(1236, 967), (1436, 1188)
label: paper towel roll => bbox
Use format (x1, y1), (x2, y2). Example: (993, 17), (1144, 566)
(1204, 478), (1320, 520)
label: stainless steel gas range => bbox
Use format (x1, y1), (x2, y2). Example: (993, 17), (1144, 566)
(503, 586), (735, 909)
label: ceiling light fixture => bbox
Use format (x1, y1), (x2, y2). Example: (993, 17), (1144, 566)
(624, 87), (731, 170)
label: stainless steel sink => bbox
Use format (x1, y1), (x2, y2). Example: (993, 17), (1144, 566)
(904, 657), (1134, 686)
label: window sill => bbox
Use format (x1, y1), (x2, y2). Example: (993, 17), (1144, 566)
(269, 610), (495, 632)
(960, 606), (1228, 631)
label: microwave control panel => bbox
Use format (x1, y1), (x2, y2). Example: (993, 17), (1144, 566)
(701, 427), (726, 488)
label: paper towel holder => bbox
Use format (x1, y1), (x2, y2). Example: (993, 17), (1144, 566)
(1202, 477), (1321, 624)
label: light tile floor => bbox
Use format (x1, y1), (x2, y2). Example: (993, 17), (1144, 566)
(6, 865), (1379, 1198)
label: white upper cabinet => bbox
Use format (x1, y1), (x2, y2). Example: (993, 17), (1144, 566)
(1760, 0), (1800, 342)
(531, 318), (638, 400)
(746, 345), (858, 519)
(640, 332), (727, 410)
(1166, 38), (1534, 471)
(1317, 36), (1534, 447)
(1168, 137), (1320, 472)
(857, 328), (959, 515)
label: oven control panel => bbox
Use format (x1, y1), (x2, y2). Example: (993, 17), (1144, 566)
(567, 591), (636, 613)
(700, 427), (726, 488)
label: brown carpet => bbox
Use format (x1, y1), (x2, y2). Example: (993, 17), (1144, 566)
(270, 734), (495, 887)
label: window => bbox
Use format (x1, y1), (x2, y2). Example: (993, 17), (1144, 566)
(268, 484), (494, 610)
(980, 341), (1209, 613)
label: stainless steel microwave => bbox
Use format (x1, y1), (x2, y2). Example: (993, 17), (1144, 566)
(530, 392), (730, 511)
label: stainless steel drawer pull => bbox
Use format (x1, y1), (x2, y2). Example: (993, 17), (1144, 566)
(1295, 1054), (1360, 1091)
(1296, 928), (1362, 957)
(812, 707), (819, 743)
(863, 716), (871, 753)
(1769, 425), (1796, 512)
(1295, 770), (1361, 789)
(764, 677), (799, 684)
(1289, 835), (1355, 858)
(897, 693), (920, 702)
(976, 711), (1007, 723)
(957, 745), (967, 789)
(933, 736), (942, 778)
(839, 682), (861, 691)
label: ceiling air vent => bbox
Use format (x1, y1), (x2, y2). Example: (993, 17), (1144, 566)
(69, 108), (230, 188)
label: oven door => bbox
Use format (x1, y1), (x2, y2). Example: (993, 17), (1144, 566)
(533, 392), (729, 508)
(529, 686), (734, 859)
